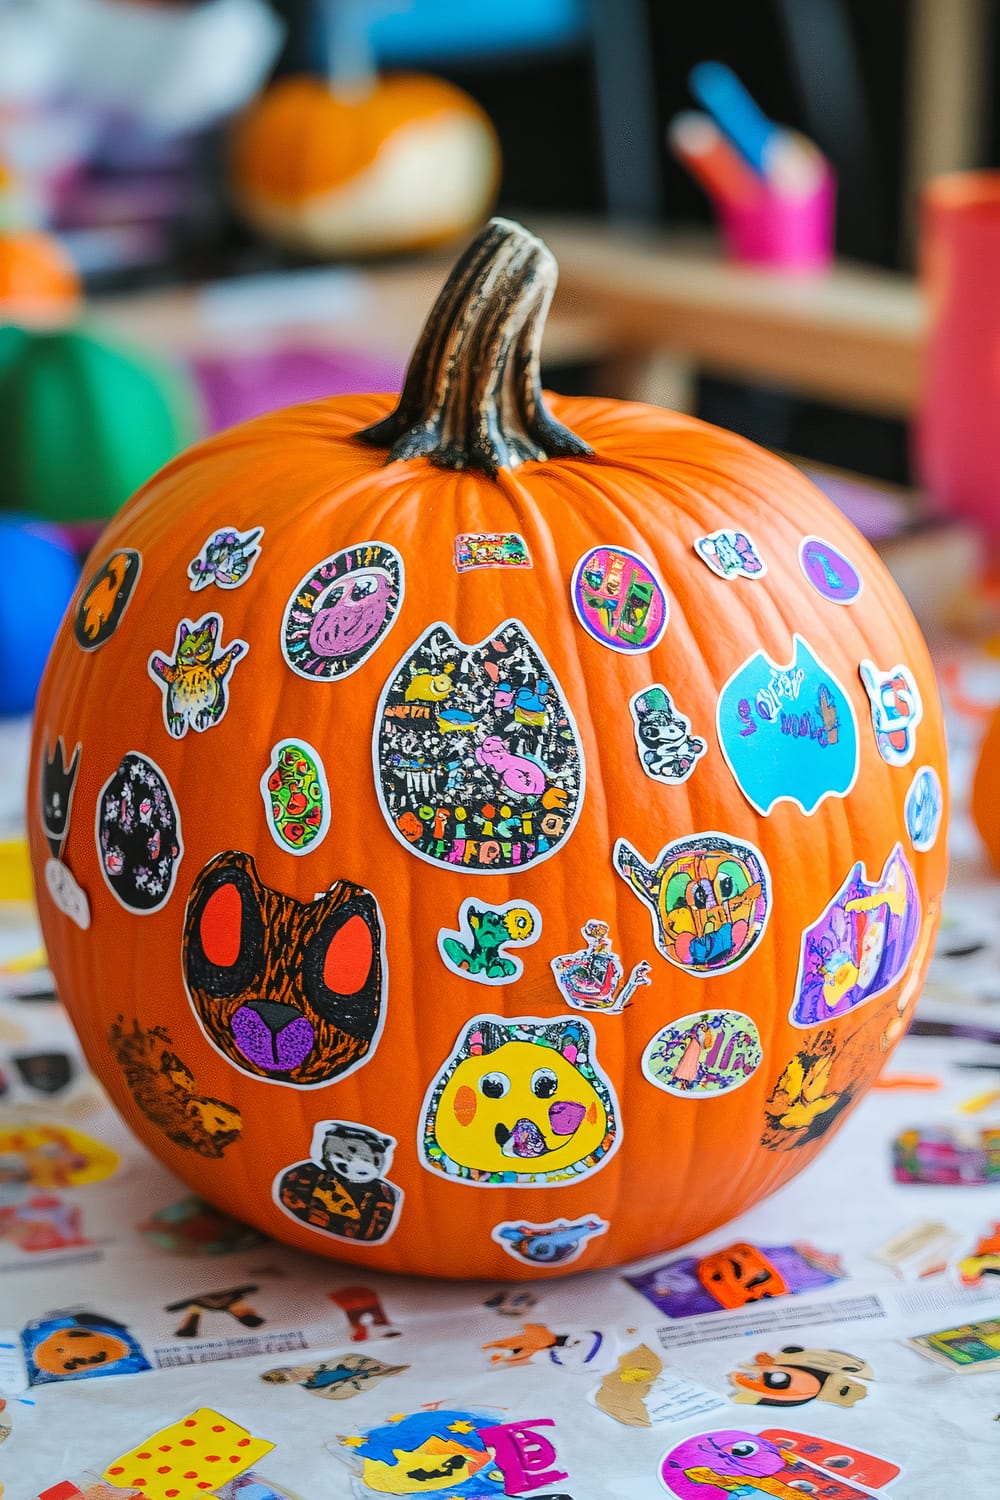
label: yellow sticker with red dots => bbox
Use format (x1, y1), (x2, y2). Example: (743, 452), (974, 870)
(102, 1409), (273, 1500)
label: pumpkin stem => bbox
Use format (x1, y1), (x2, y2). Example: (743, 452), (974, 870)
(355, 217), (593, 476)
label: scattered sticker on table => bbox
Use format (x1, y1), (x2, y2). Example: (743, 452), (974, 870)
(73, 549), (141, 651)
(420, 1014), (619, 1186)
(188, 524), (263, 590)
(103, 1409), (274, 1500)
(659, 1428), (896, 1500)
(957, 1223), (1000, 1286)
(908, 1317), (1000, 1371)
(717, 634), (859, 815)
(455, 531), (532, 572)
(550, 919), (651, 1012)
(694, 529), (766, 580)
(275, 1118), (402, 1245)
(109, 1017), (242, 1157)
(331, 1407), (568, 1497)
(642, 1010), (762, 1097)
(615, 832), (770, 975)
(0, 1123), (118, 1187)
(572, 543), (668, 652)
(374, 618), (584, 872)
(859, 658), (923, 767)
(22, 1309), (150, 1385)
(728, 1347), (873, 1408)
(0, 1192), (91, 1253)
(164, 1284), (265, 1338)
(95, 751), (183, 913)
(492, 1215), (608, 1267)
(791, 842), (920, 1026)
(137, 1196), (265, 1256)
(261, 1352), (409, 1399)
(438, 898), (541, 984)
(626, 1241), (844, 1318)
(328, 1286), (401, 1343)
(595, 1344), (727, 1429)
(484, 1320), (614, 1372)
(259, 739), (330, 854)
(183, 850), (385, 1087)
(630, 685), (706, 784)
(281, 540), (403, 681)
(905, 764), (943, 851)
(40, 735), (89, 928)
(148, 613), (247, 738)
(892, 1124), (1000, 1185)
(799, 535), (863, 604)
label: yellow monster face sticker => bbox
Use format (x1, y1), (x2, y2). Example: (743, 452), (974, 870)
(420, 1016), (619, 1185)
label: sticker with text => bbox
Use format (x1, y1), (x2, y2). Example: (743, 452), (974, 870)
(281, 541), (403, 681)
(550, 919), (651, 1013)
(438, 898), (541, 985)
(594, 1345), (727, 1428)
(694, 529), (766, 580)
(455, 532), (532, 572)
(643, 1011), (761, 1097)
(859, 658), (923, 767)
(492, 1215), (608, 1268)
(572, 544), (668, 652)
(189, 525), (262, 590)
(630, 685), (706, 785)
(717, 635), (859, 815)
(799, 536), (862, 604)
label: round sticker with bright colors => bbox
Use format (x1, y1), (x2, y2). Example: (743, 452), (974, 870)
(260, 739), (330, 854)
(643, 1010), (762, 1097)
(281, 540), (403, 681)
(799, 536), (863, 604)
(905, 765), (944, 852)
(571, 545), (668, 653)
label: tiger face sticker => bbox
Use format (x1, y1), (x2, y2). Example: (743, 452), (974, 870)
(183, 851), (385, 1087)
(420, 1016), (618, 1186)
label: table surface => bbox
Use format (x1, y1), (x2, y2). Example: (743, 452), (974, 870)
(1, 627), (999, 1500)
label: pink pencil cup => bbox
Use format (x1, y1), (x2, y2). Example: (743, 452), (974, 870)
(915, 172), (1000, 546)
(717, 161), (836, 273)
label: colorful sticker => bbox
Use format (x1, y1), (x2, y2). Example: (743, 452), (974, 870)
(22, 1310), (150, 1385)
(148, 614), (247, 738)
(420, 1014), (619, 1186)
(717, 635), (859, 815)
(642, 1010), (762, 1097)
(757, 1430), (900, 1490)
(694, 529), (766, 580)
(454, 532), (532, 572)
(957, 1222), (1000, 1285)
(728, 1347), (873, 1408)
(762, 1028), (866, 1151)
(626, 1242), (844, 1318)
(332, 1408), (568, 1497)
(96, 752), (183, 913)
(630, 685), (706, 785)
(438, 898), (541, 985)
(492, 1215), (609, 1268)
(137, 1196), (265, 1257)
(572, 544), (668, 652)
(0, 1124), (118, 1188)
(108, 1018), (242, 1157)
(892, 1124), (1000, 1185)
(791, 843), (920, 1026)
(799, 536), (863, 604)
(484, 1321), (613, 1372)
(281, 541), (403, 681)
(164, 1285), (264, 1339)
(259, 739), (330, 854)
(659, 1429), (896, 1500)
(871, 1220), (959, 1279)
(859, 658), (923, 767)
(103, 1410), (274, 1500)
(189, 525), (263, 590)
(40, 735), (89, 929)
(0, 1193), (91, 1253)
(908, 1317), (1000, 1370)
(183, 850), (385, 1087)
(550, 920), (651, 1012)
(905, 764), (943, 851)
(596, 1345), (727, 1429)
(374, 619), (584, 873)
(483, 1288), (539, 1317)
(73, 549), (142, 651)
(274, 1119), (402, 1245)
(328, 1286), (401, 1343)
(615, 832), (770, 975)
(261, 1353), (408, 1399)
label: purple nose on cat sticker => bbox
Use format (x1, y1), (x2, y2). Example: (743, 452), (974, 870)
(232, 1005), (315, 1072)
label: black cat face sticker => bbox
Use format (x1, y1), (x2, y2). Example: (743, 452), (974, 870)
(183, 851), (386, 1087)
(41, 737), (81, 860)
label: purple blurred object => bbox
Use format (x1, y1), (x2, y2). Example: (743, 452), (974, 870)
(190, 348), (404, 434)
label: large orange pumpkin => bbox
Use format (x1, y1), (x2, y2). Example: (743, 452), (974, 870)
(29, 221), (948, 1280)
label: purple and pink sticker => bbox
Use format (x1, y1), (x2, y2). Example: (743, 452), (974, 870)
(799, 536), (862, 605)
(571, 545), (668, 653)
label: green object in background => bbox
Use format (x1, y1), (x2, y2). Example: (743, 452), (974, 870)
(0, 325), (200, 523)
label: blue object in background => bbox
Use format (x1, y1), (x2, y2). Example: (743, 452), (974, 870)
(368, 0), (587, 64)
(689, 60), (779, 174)
(0, 517), (80, 716)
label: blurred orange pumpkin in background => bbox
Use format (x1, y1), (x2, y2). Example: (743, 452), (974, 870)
(28, 221), (948, 1280)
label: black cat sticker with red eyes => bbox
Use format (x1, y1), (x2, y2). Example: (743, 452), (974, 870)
(183, 851), (386, 1087)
